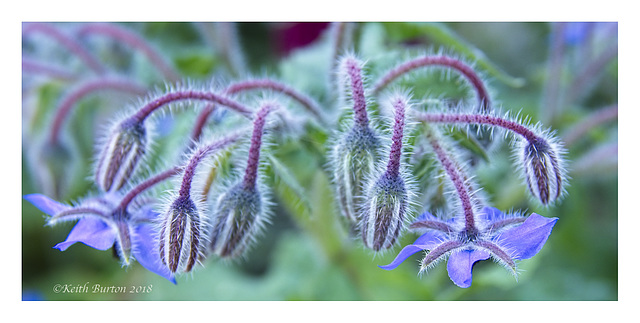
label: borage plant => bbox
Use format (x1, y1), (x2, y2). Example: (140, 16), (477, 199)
(23, 22), (593, 299)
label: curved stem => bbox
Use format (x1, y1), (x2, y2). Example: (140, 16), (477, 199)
(129, 89), (253, 124)
(49, 78), (148, 144)
(118, 167), (181, 211)
(373, 55), (491, 111)
(189, 104), (217, 144)
(424, 128), (477, 235)
(178, 133), (242, 198)
(226, 79), (324, 121)
(190, 78), (322, 143)
(22, 22), (106, 75)
(22, 57), (79, 81)
(416, 112), (541, 143)
(77, 23), (181, 82)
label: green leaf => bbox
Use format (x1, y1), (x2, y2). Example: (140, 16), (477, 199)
(268, 155), (312, 214)
(446, 128), (490, 163)
(174, 52), (218, 78)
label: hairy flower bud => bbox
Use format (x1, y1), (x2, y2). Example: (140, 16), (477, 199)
(159, 195), (203, 273)
(94, 119), (147, 192)
(331, 125), (382, 224)
(519, 136), (566, 205)
(209, 183), (265, 258)
(361, 172), (409, 251)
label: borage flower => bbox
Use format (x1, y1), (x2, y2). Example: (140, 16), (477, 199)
(24, 171), (178, 284)
(380, 206), (557, 288)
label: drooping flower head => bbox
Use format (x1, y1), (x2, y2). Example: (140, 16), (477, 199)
(330, 55), (384, 225)
(24, 177), (178, 284)
(158, 133), (241, 274)
(94, 117), (148, 192)
(360, 92), (416, 251)
(209, 103), (276, 259)
(518, 133), (568, 206)
(380, 127), (558, 288)
(381, 207), (557, 288)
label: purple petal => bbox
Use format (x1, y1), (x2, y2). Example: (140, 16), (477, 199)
(132, 223), (176, 284)
(53, 218), (116, 251)
(24, 194), (70, 215)
(447, 249), (491, 288)
(415, 211), (437, 221)
(478, 206), (504, 222)
(496, 213), (558, 260)
(379, 231), (446, 270)
(133, 205), (160, 222)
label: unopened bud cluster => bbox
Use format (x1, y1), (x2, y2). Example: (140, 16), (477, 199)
(23, 23), (573, 288)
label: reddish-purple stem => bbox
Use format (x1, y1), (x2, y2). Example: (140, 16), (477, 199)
(22, 57), (78, 81)
(129, 90), (252, 124)
(343, 58), (369, 127)
(23, 22), (106, 75)
(190, 104), (217, 143)
(425, 130), (477, 234)
(118, 167), (181, 212)
(49, 78), (148, 144)
(226, 79), (323, 119)
(374, 55), (491, 111)
(190, 78), (323, 143)
(77, 23), (181, 82)
(417, 112), (540, 143)
(178, 133), (242, 198)
(386, 98), (406, 177)
(242, 104), (276, 190)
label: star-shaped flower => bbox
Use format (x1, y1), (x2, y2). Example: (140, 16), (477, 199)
(24, 193), (176, 284)
(379, 206), (557, 288)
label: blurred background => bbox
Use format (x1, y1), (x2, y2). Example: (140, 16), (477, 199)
(21, 22), (617, 300)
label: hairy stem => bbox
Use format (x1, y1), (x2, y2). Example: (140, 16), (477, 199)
(242, 104), (276, 190)
(129, 89), (253, 123)
(386, 97), (406, 177)
(424, 128), (478, 235)
(416, 112), (541, 143)
(178, 133), (242, 198)
(118, 167), (181, 212)
(373, 55), (491, 111)
(49, 78), (148, 144)
(343, 57), (369, 127)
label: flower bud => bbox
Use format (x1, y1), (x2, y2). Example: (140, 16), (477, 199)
(159, 195), (203, 273)
(331, 125), (382, 224)
(209, 183), (265, 258)
(520, 137), (566, 205)
(94, 119), (147, 192)
(361, 172), (409, 251)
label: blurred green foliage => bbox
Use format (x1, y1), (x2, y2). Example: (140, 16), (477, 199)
(22, 22), (617, 300)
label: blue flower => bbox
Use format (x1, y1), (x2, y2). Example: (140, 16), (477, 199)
(24, 193), (176, 284)
(379, 206), (557, 288)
